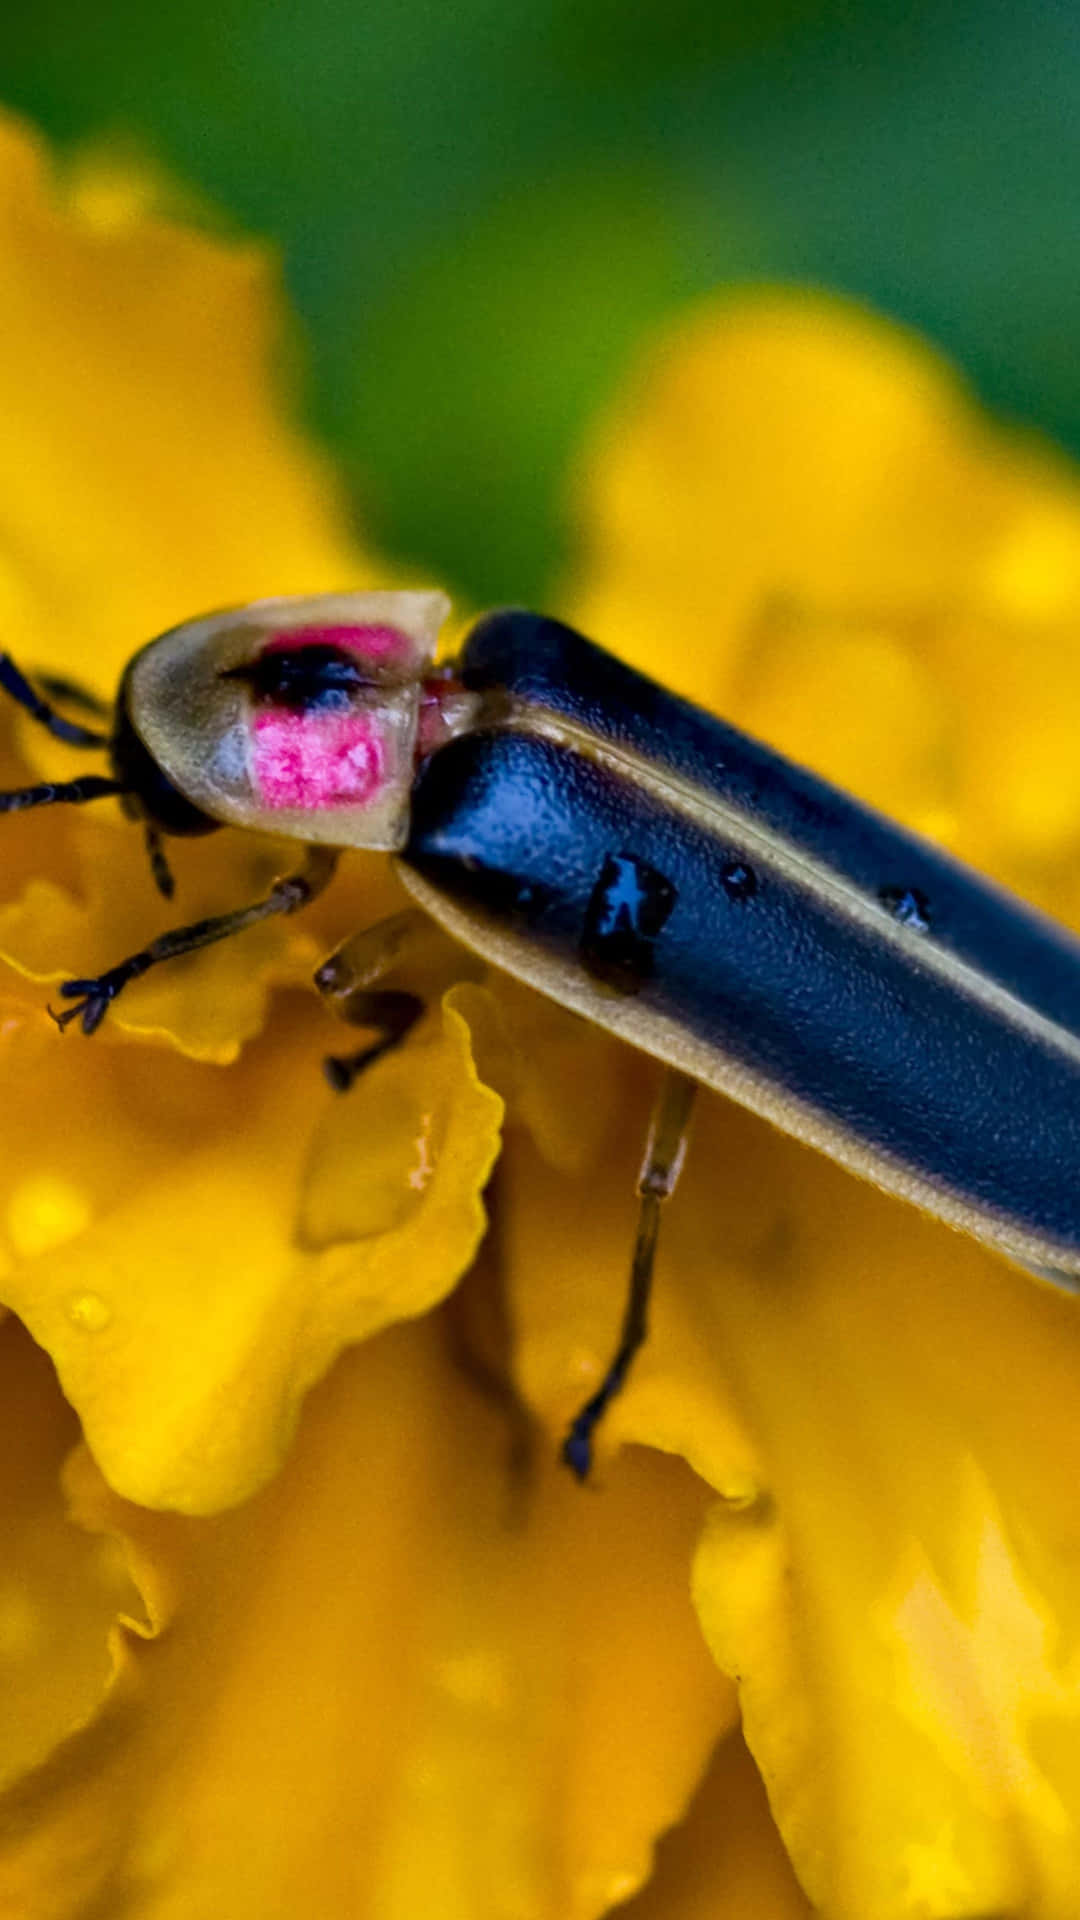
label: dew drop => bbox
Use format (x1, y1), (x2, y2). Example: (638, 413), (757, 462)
(7, 1175), (91, 1257)
(67, 1291), (112, 1333)
(407, 1111), (437, 1193)
(299, 1068), (449, 1247)
(879, 884), (931, 932)
(716, 1471), (763, 1511)
(720, 860), (757, 903)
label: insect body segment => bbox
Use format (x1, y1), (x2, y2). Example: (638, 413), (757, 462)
(4, 591), (1080, 1476)
(122, 591), (450, 850)
(404, 612), (1080, 1289)
(223, 623), (420, 814)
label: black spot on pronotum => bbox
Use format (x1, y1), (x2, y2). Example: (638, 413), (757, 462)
(580, 851), (677, 992)
(221, 645), (379, 715)
(720, 860), (758, 903)
(879, 884), (931, 932)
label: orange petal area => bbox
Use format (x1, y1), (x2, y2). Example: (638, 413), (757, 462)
(0, 1316), (139, 1792)
(0, 1323), (731, 1920)
(0, 990), (500, 1514)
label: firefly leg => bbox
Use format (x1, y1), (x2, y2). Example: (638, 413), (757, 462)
(320, 989), (424, 1091)
(0, 654), (109, 747)
(314, 909), (428, 1090)
(562, 1067), (698, 1481)
(56, 844), (339, 1035)
(0, 773), (124, 814)
(143, 824), (176, 900)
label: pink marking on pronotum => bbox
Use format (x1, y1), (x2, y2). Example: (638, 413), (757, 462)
(261, 624), (412, 663)
(252, 708), (387, 810)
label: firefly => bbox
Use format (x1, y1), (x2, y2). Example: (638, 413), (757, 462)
(3, 591), (1078, 1475)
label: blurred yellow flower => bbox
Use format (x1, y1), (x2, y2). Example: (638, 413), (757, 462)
(1, 109), (1080, 1920)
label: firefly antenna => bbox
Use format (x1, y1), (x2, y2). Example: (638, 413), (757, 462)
(0, 654), (109, 748)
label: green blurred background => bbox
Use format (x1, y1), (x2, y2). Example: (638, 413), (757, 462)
(5, 0), (1079, 604)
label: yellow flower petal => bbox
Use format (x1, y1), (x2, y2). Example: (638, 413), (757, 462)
(0, 111), (399, 1067)
(677, 1105), (1080, 1918)
(6, 97), (1080, 1919)
(563, 293), (1080, 945)
(0, 830), (329, 1063)
(0, 991), (501, 1513)
(530, 282), (1080, 1904)
(723, 601), (953, 836)
(0, 116), (507, 1521)
(0, 1328), (730, 1920)
(459, 973), (632, 1178)
(566, 291), (1080, 701)
(0, 1316), (136, 1790)
(0, 114), (367, 700)
(620, 1730), (813, 1920)
(0, 106), (749, 1920)
(502, 1058), (1080, 1916)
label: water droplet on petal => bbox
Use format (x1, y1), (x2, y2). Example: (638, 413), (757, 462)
(716, 1471), (763, 1511)
(407, 1111), (437, 1193)
(299, 1060), (450, 1247)
(7, 1175), (92, 1257)
(67, 1291), (112, 1333)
